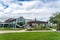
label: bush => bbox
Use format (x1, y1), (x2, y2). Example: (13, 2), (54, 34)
(52, 26), (57, 29)
(27, 28), (33, 31)
(33, 26), (50, 30)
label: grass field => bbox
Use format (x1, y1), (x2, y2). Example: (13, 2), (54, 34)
(0, 32), (60, 40)
(0, 28), (24, 30)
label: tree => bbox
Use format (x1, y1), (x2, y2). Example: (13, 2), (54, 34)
(49, 16), (57, 24)
(55, 13), (60, 30)
(49, 12), (60, 30)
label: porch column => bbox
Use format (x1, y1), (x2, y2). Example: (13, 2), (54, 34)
(15, 19), (17, 28)
(2, 23), (4, 28)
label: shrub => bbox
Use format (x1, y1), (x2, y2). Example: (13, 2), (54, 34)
(33, 26), (50, 30)
(27, 28), (33, 31)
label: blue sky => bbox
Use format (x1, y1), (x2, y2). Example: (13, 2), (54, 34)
(0, 0), (60, 22)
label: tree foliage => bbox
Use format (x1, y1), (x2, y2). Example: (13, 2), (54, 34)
(50, 12), (60, 30)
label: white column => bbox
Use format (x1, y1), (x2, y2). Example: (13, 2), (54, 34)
(15, 19), (17, 28)
(3, 23), (4, 28)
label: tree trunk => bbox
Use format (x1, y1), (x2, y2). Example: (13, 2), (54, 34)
(57, 23), (60, 30)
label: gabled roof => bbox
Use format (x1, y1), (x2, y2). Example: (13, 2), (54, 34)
(5, 18), (16, 23)
(27, 21), (48, 24)
(25, 19), (34, 22)
(4, 16), (25, 23)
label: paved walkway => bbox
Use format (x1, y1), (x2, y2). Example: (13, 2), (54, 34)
(0, 30), (26, 34)
(0, 29), (53, 34)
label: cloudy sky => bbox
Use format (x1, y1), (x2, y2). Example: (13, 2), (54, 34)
(0, 0), (60, 22)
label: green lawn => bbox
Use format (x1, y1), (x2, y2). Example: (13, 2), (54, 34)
(0, 28), (24, 30)
(0, 32), (60, 40)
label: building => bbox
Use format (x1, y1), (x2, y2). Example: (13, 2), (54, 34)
(0, 16), (48, 28)
(0, 16), (25, 28)
(26, 18), (48, 28)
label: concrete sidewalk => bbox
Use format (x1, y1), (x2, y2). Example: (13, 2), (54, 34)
(0, 30), (26, 34)
(0, 30), (53, 34)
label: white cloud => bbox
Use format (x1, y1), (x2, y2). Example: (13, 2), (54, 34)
(0, 4), (4, 11)
(0, 0), (60, 21)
